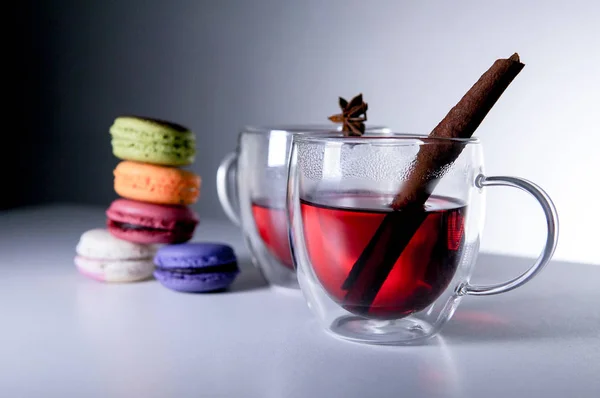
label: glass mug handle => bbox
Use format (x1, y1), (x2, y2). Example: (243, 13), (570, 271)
(216, 152), (241, 226)
(458, 174), (559, 296)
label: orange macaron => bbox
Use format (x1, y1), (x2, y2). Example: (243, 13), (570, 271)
(114, 161), (201, 205)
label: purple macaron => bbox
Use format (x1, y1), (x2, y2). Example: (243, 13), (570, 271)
(153, 243), (239, 293)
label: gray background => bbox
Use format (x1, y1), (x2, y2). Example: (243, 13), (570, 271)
(7, 0), (599, 264)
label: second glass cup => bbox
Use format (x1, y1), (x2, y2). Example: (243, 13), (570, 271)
(217, 125), (388, 289)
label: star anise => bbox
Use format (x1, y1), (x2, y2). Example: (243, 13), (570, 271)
(328, 93), (368, 136)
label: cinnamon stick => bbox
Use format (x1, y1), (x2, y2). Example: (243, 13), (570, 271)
(392, 52), (524, 209)
(342, 53), (525, 314)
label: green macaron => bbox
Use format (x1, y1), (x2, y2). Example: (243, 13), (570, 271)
(110, 116), (196, 166)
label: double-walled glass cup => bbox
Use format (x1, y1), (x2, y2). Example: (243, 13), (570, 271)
(287, 133), (558, 344)
(217, 126), (389, 289)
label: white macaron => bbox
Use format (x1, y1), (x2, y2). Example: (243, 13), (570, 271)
(75, 228), (156, 283)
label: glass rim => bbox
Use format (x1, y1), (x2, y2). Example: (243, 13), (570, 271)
(241, 124), (391, 135)
(293, 132), (481, 145)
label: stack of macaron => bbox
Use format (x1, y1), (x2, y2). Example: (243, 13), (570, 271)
(75, 115), (240, 291)
(107, 116), (201, 245)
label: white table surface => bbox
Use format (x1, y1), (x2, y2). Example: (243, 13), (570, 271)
(0, 205), (598, 398)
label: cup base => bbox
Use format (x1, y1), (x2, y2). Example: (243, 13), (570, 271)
(328, 315), (435, 345)
(263, 271), (300, 290)
(270, 281), (301, 293)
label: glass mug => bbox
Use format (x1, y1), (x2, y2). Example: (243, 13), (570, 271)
(287, 133), (559, 344)
(217, 125), (389, 289)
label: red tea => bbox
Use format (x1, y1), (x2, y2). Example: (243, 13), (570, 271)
(301, 193), (466, 319)
(251, 199), (294, 269)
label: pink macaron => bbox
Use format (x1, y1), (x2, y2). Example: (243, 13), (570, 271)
(106, 199), (199, 244)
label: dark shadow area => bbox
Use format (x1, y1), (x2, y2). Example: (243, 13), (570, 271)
(4, 2), (38, 209)
(435, 253), (600, 343)
(442, 291), (600, 343)
(228, 256), (270, 292)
